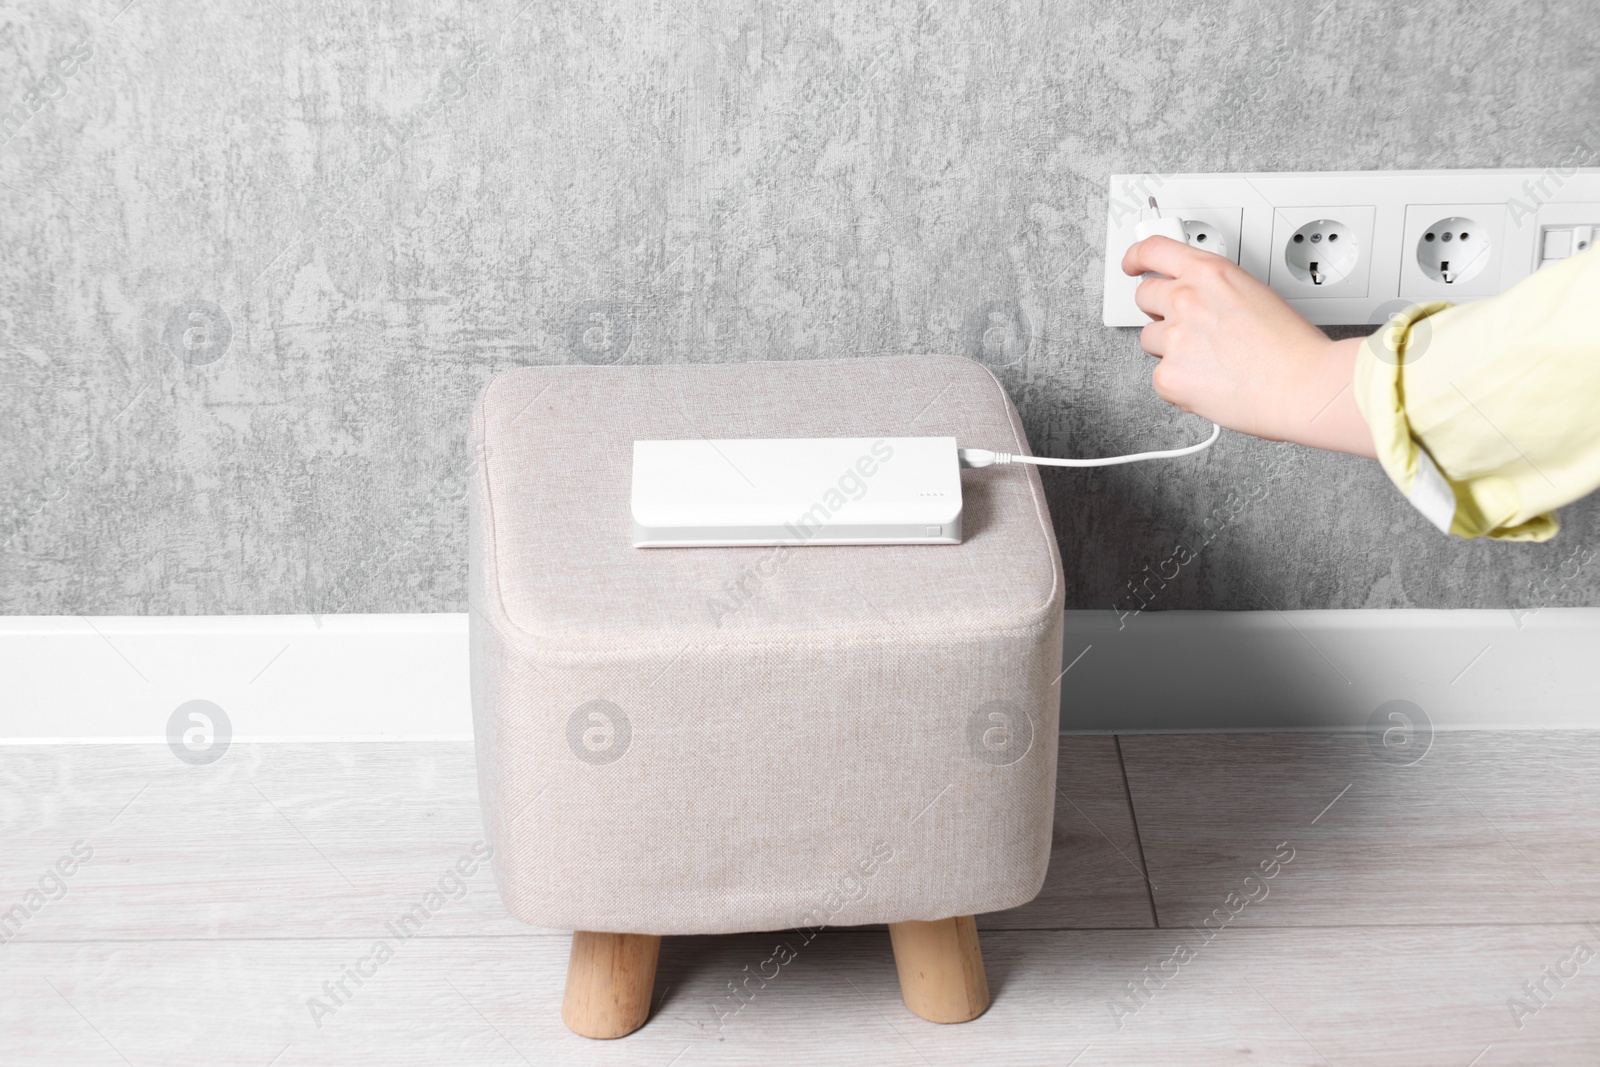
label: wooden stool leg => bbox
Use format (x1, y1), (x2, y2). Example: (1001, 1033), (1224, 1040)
(561, 931), (661, 1039)
(887, 915), (991, 1023)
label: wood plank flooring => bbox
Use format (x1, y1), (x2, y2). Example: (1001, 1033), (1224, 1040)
(1119, 731), (1600, 928)
(5, 732), (1599, 1064)
(7, 927), (1598, 1066)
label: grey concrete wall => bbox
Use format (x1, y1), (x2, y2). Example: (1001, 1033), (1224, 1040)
(2, 0), (1597, 616)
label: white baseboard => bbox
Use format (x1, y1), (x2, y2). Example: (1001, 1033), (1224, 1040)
(0, 614), (473, 744)
(1059, 608), (1600, 733)
(1, 609), (1595, 743)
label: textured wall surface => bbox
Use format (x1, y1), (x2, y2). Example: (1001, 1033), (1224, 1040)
(2, 0), (1597, 616)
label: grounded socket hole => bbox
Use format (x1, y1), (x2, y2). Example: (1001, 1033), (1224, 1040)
(1181, 219), (1229, 259)
(1417, 215), (1490, 285)
(1285, 218), (1358, 287)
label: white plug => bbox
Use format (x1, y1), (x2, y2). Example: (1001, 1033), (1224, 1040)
(1131, 197), (1187, 282)
(1116, 197), (1226, 458)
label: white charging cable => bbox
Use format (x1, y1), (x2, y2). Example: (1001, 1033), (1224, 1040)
(958, 420), (1220, 469)
(960, 196), (1224, 470)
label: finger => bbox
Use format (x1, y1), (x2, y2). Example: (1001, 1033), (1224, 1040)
(1137, 318), (1168, 357)
(1121, 234), (1212, 279)
(1151, 361), (1180, 406)
(1151, 361), (1169, 402)
(1150, 362), (1196, 413)
(1133, 276), (1176, 321)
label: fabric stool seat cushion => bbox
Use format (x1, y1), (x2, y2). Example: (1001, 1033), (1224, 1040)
(468, 354), (1064, 936)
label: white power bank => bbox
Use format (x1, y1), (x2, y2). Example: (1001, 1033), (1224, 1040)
(631, 437), (963, 548)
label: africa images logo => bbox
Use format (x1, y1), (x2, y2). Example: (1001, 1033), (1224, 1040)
(567, 699), (631, 765)
(967, 700), (1034, 766)
(1366, 699), (1432, 767)
(166, 700), (232, 765)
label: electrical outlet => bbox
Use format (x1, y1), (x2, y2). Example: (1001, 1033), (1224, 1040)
(1398, 204), (1507, 300)
(1416, 218), (1489, 283)
(1103, 204), (1243, 322)
(1284, 218), (1359, 287)
(1267, 206), (1376, 299)
(1177, 209), (1243, 263)
(1100, 170), (1600, 327)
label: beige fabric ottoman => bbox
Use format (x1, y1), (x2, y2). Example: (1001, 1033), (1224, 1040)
(468, 353), (1064, 1037)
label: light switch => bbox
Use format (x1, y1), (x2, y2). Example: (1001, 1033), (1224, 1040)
(1537, 224), (1595, 270)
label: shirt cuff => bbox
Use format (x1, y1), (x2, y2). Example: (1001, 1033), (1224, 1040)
(1352, 302), (1560, 542)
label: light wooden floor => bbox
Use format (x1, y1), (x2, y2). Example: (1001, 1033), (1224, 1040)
(4, 734), (1599, 1065)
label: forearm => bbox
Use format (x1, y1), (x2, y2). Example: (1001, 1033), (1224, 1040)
(1267, 337), (1377, 458)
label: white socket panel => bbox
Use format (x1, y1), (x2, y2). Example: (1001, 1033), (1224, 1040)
(1102, 169), (1600, 327)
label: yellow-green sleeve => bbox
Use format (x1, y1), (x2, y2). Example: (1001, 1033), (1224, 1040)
(1353, 245), (1600, 541)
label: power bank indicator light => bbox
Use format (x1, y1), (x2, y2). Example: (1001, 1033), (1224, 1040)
(926, 526), (942, 536)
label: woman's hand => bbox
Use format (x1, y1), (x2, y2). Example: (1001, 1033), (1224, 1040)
(1121, 235), (1377, 458)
